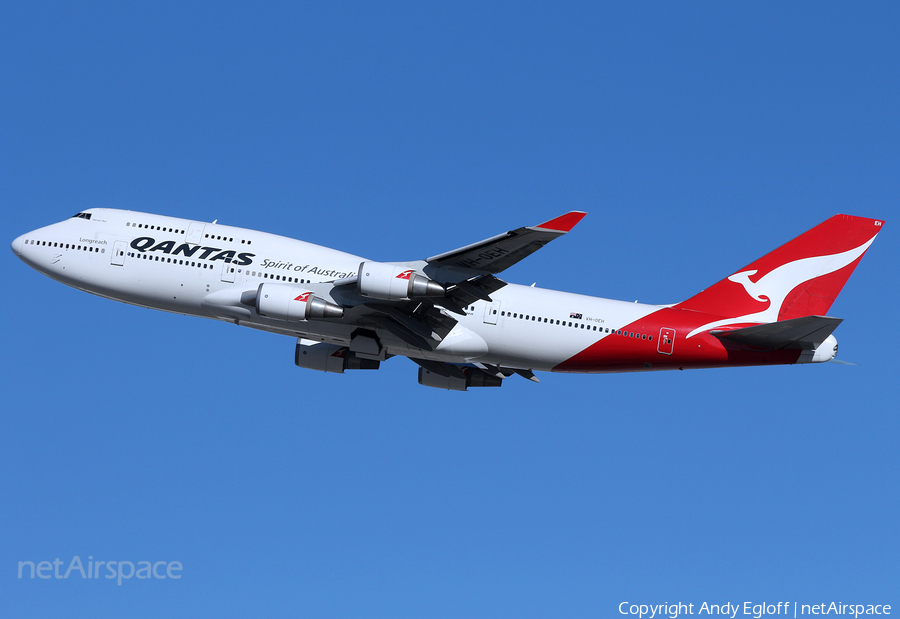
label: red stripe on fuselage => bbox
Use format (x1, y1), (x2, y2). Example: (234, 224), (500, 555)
(553, 307), (801, 373)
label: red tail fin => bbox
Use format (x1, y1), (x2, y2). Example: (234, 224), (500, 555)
(676, 215), (884, 323)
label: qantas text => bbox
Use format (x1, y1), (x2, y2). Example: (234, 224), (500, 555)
(130, 237), (255, 266)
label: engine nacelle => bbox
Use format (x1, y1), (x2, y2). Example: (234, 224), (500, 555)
(256, 283), (344, 321)
(294, 340), (380, 373)
(357, 261), (444, 300)
(417, 367), (503, 391)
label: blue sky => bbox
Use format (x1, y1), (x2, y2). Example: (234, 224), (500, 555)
(2, 2), (897, 617)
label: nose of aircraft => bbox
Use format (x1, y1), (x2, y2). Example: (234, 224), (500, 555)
(11, 234), (25, 257)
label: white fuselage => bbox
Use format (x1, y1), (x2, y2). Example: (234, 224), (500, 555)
(12, 208), (661, 372)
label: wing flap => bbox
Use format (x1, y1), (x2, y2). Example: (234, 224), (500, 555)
(445, 274), (507, 307)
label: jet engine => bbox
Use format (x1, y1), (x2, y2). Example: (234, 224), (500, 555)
(417, 367), (503, 391)
(255, 283), (344, 321)
(357, 261), (444, 301)
(294, 340), (380, 373)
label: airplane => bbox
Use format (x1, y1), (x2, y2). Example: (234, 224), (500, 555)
(11, 209), (884, 390)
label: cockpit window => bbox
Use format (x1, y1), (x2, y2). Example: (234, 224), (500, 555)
(71, 212), (92, 220)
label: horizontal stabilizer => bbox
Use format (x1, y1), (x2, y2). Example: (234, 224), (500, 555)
(710, 315), (842, 350)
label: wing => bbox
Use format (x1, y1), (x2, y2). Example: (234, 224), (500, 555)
(426, 211), (587, 274)
(318, 212), (587, 358)
(427, 211), (586, 312)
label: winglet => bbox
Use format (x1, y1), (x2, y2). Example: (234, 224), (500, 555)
(534, 211), (587, 232)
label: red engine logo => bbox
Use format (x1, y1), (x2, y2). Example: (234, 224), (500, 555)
(293, 292), (312, 302)
(396, 270), (414, 280)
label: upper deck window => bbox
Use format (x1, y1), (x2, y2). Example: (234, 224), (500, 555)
(71, 212), (92, 220)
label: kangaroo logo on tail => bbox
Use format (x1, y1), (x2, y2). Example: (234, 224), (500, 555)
(674, 215), (884, 339)
(686, 237), (876, 338)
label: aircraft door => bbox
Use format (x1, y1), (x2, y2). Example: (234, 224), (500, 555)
(111, 241), (127, 266)
(483, 301), (500, 325)
(186, 222), (206, 245)
(657, 327), (675, 355)
(221, 262), (236, 283)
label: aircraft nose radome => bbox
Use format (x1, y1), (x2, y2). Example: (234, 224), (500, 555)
(11, 234), (25, 257)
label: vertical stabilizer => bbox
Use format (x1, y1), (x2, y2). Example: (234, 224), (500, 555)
(676, 215), (884, 328)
